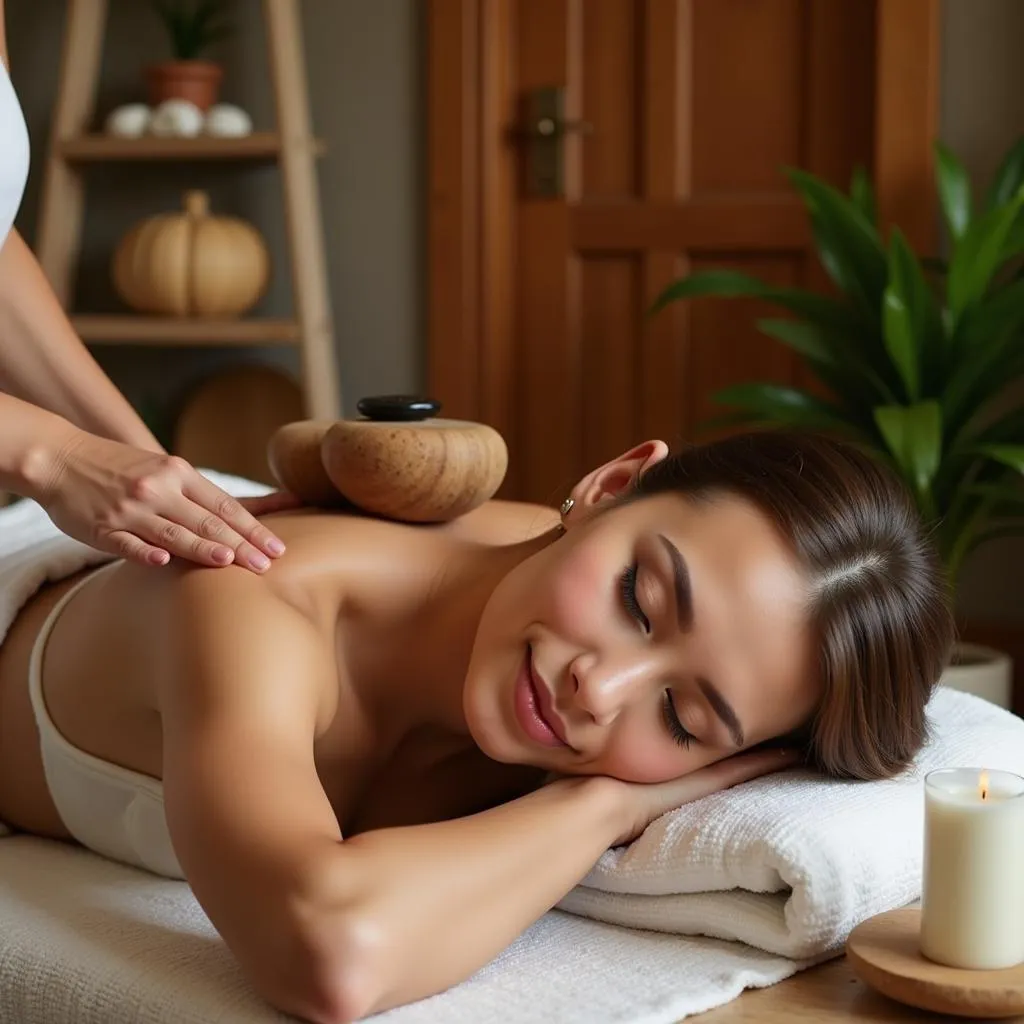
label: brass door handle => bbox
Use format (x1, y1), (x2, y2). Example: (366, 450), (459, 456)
(531, 115), (593, 138)
(521, 86), (591, 196)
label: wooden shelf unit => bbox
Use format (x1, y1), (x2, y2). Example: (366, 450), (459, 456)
(35, 0), (341, 419)
(59, 131), (326, 163)
(73, 315), (302, 345)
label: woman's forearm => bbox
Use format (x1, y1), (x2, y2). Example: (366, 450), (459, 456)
(0, 229), (162, 451)
(302, 776), (625, 1020)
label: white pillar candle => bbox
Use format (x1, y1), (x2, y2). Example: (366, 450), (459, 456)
(920, 767), (1024, 970)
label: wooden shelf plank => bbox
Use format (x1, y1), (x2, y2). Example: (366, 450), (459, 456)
(74, 315), (301, 345)
(59, 132), (325, 162)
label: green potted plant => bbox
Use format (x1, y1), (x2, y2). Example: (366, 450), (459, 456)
(651, 136), (1024, 708)
(146, 0), (232, 112)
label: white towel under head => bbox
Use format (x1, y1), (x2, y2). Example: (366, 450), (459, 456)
(560, 687), (1024, 960)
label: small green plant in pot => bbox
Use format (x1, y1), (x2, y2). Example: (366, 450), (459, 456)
(651, 136), (1024, 707)
(146, 0), (233, 112)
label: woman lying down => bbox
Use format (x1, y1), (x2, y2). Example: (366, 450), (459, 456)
(0, 430), (954, 1023)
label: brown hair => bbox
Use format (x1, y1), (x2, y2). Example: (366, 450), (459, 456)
(626, 430), (955, 781)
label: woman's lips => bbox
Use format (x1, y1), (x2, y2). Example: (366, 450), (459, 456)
(514, 645), (569, 748)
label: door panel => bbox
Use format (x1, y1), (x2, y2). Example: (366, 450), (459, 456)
(691, 0), (805, 190)
(582, 0), (640, 199)
(581, 257), (643, 470)
(429, 0), (939, 505)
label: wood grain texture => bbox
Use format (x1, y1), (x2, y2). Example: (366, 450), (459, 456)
(322, 419), (508, 522)
(694, 953), (1023, 1023)
(874, 0), (940, 253)
(72, 315), (300, 345)
(59, 132), (325, 162)
(847, 907), (1024, 1019)
(266, 420), (343, 507)
(264, 0), (341, 420)
(35, 0), (108, 306)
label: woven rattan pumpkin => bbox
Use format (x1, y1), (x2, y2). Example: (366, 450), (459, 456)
(112, 190), (269, 317)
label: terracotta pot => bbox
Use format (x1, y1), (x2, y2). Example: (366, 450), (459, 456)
(145, 60), (223, 112)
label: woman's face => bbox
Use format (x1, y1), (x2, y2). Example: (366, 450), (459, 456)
(463, 490), (820, 784)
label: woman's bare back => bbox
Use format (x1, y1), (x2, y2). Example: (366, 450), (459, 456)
(0, 499), (557, 841)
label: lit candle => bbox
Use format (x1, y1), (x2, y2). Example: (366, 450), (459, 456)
(920, 767), (1024, 970)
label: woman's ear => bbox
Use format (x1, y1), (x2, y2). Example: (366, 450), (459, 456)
(565, 440), (669, 518)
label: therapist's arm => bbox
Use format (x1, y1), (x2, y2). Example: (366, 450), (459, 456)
(0, 229), (164, 452)
(0, 1), (159, 451)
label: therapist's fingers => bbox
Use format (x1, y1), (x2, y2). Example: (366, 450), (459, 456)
(180, 472), (288, 561)
(158, 493), (275, 573)
(99, 529), (172, 568)
(107, 510), (241, 569)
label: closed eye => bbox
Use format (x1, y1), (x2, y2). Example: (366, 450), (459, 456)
(662, 690), (694, 749)
(619, 562), (650, 633)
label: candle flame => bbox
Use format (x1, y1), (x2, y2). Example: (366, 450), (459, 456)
(980, 771), (989, 802)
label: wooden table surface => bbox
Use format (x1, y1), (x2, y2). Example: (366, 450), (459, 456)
(696, 955), (1024, 1022)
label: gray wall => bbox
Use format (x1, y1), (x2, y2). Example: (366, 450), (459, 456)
(8, 0), (423, 438)
(940, 0), (1024, 621)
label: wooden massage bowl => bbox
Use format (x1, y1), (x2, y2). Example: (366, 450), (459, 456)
(267, 395), (508, 523)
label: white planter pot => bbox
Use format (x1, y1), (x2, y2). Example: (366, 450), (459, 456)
(939, 642), (1013, 709)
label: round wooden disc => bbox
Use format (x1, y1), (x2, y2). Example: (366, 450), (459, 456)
(173, 364), (305, 485)
(846, 907), (1024, 1019)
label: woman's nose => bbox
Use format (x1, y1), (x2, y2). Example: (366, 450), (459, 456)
(570, 653), (654, 727)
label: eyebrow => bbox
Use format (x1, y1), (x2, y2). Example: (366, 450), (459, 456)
(657, 533), (693, 631)
(655, 534), (745, 749)
(699, 678), (745, 749)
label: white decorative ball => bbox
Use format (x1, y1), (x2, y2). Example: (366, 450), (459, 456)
(104, 103), (152, 138)
(149, 99), (205, 138)
(204, 103), (253, 138)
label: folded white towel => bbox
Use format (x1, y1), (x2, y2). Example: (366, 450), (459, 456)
(559, 687), (1024, 960)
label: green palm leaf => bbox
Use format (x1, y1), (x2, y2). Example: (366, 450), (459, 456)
(935, 141), (972, 240)
(785, 167), (888, 313)
(985, 136), (1024, 211)
(714, 382), (861, 436)
(947, 190), (1024, 324)
(849, 166), (877, 226)
(874, 401), (942, 516)
(972, 444), (1024, 474)
(882, 229), (941, 401)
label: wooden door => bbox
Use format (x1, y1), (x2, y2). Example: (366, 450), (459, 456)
(428, 0), (940, 505)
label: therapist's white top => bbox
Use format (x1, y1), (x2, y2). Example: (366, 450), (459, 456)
(0, 59), (30, 249)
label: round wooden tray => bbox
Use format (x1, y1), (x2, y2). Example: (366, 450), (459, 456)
(846, 907), (1024, 1019)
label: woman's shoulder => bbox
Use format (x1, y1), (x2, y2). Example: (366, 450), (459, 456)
(431, 499), (560, 546)
(256, 500), (560, 552)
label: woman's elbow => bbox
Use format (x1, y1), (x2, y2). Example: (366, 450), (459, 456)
(279, 901), (390, 1023)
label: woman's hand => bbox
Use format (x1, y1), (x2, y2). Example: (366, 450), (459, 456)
(31, 426), (299, 572)
(606, 747), (800, 847)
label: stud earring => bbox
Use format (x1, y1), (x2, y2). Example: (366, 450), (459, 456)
(560, 496), (575, 518)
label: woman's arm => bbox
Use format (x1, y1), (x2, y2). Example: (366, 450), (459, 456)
(0, 229), (162, 451)
(160, 571), (785, 1023)
(158, 572), (627, 1023)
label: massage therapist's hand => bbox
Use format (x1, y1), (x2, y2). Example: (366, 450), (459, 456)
(608, 747), (799, 847)
(30, 425), (299, 572)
